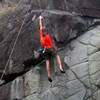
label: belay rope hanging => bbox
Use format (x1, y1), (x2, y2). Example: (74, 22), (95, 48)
(0, 0), (43, 84)
(0, 2), (28, 82)
(0, 17), (26, 81)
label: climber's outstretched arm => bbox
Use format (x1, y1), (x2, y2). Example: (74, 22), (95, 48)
(39, 16), (43, 29)
(39, 16), (43, 38)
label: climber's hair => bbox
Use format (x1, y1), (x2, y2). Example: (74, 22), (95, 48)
(42, 26), (48, 36)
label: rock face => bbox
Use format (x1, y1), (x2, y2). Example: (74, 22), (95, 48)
(0, 0), (100, 100)
(13, 25), (100, 100)
(66, 0), (100, 18)
(36, 25), (100, 100)
(0, 0), (91, 80)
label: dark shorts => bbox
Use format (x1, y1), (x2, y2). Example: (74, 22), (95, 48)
(44, 48), (57, 60)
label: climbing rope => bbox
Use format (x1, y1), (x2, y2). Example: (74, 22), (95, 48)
(0, 17), (26, 81)
(0, 0), (43, 83)
(0, 4), (28, 81)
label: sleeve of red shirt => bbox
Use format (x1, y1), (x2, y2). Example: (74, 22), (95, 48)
(40, 29), (43, 45)
(40, 29), (43, 38)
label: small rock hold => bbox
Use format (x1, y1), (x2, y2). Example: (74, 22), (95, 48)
(7, 23), (13, 30)
(0, 79), (5, 85)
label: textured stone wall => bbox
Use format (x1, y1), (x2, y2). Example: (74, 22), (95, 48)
(0, 0), (100, 100)
(0, 0), (90, 79)
(19, 25), (100, 100)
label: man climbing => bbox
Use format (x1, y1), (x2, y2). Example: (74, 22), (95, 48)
(39, 16), (65, 82)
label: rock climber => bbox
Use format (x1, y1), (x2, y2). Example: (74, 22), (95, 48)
(39, 16), (65, 82)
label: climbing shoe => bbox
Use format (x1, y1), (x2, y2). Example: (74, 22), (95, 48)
(48, 77), (52, 82)
(60, 70), (65, 73)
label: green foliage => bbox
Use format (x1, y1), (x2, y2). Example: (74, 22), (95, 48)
(0, 6), (16, 19)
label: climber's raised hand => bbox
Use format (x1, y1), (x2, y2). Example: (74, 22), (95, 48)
(39, 16), (43, 29)
(39, 16), (43, 20)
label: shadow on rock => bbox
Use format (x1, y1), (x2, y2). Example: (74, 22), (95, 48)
(0, 51), (44, 86)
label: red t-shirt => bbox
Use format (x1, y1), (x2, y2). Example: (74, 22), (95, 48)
(40, 29), (53, 49)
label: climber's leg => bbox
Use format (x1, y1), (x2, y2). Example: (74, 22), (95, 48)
(46, 60), (52, 82)
(56, 55), (65, 73)
(46, 60), (50, 77)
